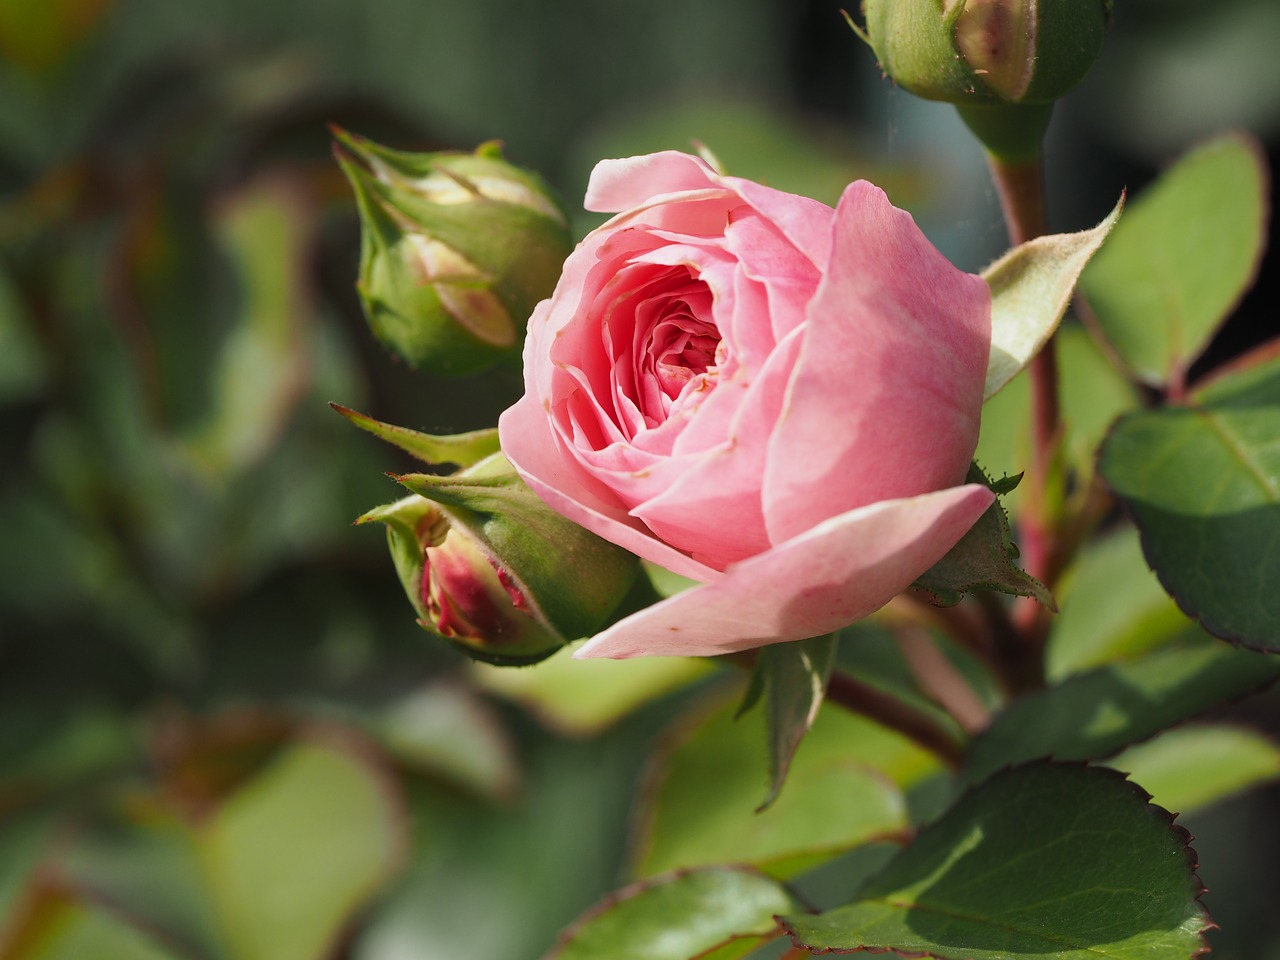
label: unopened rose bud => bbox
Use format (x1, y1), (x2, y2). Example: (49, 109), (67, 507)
(342, 406), (640, 665)
(333, 131), (572, 376)
(860, 0), (1111, 107)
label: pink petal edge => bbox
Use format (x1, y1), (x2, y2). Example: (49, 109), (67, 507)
(498, 392), (722, 584)
(573, 484), (994, 659)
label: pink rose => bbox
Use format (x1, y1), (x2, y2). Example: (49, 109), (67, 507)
(498, 151), (994, 659)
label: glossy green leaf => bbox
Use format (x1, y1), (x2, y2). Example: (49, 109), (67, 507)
(982, 197), (1122, 399)
(1099, 356), (1280, 647)
(965, 639), (1280, 784)
(634, 690), (933, 880)
(1047, 526), (1197, 679)
(330, 403), (501, 468)
(783, 763), (1209, 960)
(197, 738), (406, 960)
(1080, 133), (1268, 385)
(544, 867), (801, 960)
(1110, 724), (1280, 815)
(472, 650), (712, 736)
(757, 633), (838, 809)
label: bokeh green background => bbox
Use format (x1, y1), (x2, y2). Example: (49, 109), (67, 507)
(1, 1), (1278, 958)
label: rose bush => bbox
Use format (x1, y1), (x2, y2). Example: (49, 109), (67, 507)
(498, 151), (995, 659)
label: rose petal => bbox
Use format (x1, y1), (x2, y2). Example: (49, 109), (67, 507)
(585, 152), (722, 213)
(724, 176), (835, 274)
(574, 484), (994, 659)
(499, 390), (721, 584)
(763, 181), (990, 545)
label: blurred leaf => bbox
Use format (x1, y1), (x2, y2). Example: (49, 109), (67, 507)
(964, 638), (1280, 784)
(0, 0), (112, 75)
(544, 867), (800, 960)
(1110, 724), (1280, 815)
(472, 651), (712, 737)
(0, 267), (47, 406)
(196, 736), (406, 960)
(1, 885), (187, 960)
(1046, 526), (1197, 679)
(982, 196), (1122, 399)
(783, 763), (1209, 960)
(1099, 356), (1280, 648)
(186, 175), (313, 475)
(634, 691), (917, 880)
(1080, 133), (1268, 387)
(372, 683), (518, 801)
(756, 634), (837, 810)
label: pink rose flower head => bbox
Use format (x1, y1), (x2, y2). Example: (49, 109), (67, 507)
(498, 151), (995, 659)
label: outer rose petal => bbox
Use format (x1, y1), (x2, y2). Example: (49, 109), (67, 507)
(573, 484), (994, 659)
(764, 181), (991, 544)
(585, 152), (721, 213)
(499, 389), (721, 584)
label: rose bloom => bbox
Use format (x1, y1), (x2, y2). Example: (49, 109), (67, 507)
(498, 151), (994, 659)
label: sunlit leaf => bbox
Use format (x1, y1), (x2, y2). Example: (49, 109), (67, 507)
(1081, 133), (1268, 386)
(982, 197), (1122, 399)
(196, 737), (407, 960)
(634, 689), (931, 880)
(1110, 724), (1280, 815)
(544, 867), (801, 960)
(1047, 526), (1197, 679)
(472, 651), (712, 736)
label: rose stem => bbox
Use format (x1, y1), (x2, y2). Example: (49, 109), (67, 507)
(987, 154), (1060, 648)
(825, 670), (966, 768)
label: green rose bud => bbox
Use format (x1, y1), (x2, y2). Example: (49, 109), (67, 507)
(337, 406), (639, 665)
(333, 130), (573, 376)
(857, 0), (1111, 161)
(859, 0), (1111, 106)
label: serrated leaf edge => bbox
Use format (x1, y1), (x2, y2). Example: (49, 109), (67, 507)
(779, 760), (1213, 960)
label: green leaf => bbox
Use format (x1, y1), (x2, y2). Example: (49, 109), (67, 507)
(1099, 356), (1280, 647)
(544, 867), (802, 960)
(1110, 724), (1280, 815)
(372, 682), (519, 801)
(2, 888), (188, 960)
(634, 690), (923, 880)
(186, 177), (315, 474)
(982, 196), (1123, 399)
(1080, 133), (1268, 386)
(196, 738), (406, 960)
(913, 465), (1054, 609)
(330, 402), (501, 468)
(964, 639), (1280, 784)
(472, 652), (711, 736)
(1047, 526), (1198, 680)
(783, 763), (1209, 960)
(756, 633), (838, 810)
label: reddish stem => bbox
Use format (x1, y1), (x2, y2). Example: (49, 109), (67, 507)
(988, 155), (1059, 649)
(825, 671), (966, 768)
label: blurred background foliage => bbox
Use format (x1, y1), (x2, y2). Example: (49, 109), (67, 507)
(0, 0), (1277, 958)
